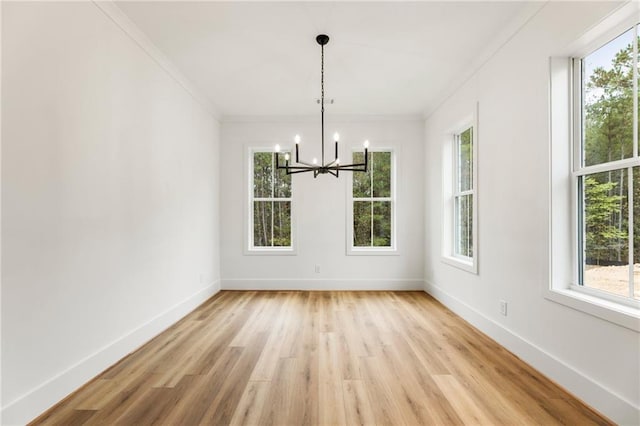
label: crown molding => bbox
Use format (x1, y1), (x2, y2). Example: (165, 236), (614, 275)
(222, 113), (424, 124)
(423, 1), (546, 120)
(92, 1), (221, 121)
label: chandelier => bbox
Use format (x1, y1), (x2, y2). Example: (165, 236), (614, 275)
(275, 34), (369, 178)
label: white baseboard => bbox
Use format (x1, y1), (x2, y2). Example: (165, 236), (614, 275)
(1, 281), (220, 426)
(423, 279), (640, 426)
(222, 278), (424, 291)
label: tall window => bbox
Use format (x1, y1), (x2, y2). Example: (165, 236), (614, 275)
(454, 127), (474, 258)
(250, 150), (292, 250)
(350, 150), (394, 251)
(442, 111), (477, 273)
(574, 23), (639, 302)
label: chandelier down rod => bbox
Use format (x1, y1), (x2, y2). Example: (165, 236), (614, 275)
(274, 34), (370, 178)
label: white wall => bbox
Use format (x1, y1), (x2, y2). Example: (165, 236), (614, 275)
(424, 2), (639, 424)
(221, 117), (424, 290)
(1, 2), (220, 424)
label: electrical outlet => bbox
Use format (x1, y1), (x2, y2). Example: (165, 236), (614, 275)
(499, 300), (508, 316)
(315, 265), (320, 273)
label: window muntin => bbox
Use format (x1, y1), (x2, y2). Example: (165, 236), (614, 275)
(454, 127), (474, 259)
(575, 23), (640, 301)
(352, 150), (394, 249)
(250, 150), (292, 249)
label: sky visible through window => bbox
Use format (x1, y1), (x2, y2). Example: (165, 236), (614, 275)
(583, 28), (633, 104)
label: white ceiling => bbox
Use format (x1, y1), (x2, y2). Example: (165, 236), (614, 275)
(116, 1), (539, 117)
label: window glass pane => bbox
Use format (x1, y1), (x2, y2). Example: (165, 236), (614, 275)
(274, 152), (291, 198)
(582, 169), (629, 297)
(272, 201), (291, 246)
(459, 127), (473, 192)
(253, 152), (273, 198)
(582, 28), (634, 167)
(454, 194), (473, 257)
(353, 201), (372, 246)
(634, 167), (640, 299)
(253, 201), (272, 247)
(372, 152), (391, 198)
(372, 201), (391, 247)
(353, 152), (371, 198)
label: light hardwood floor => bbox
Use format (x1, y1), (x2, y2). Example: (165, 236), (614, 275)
(31, 291), (612, 425)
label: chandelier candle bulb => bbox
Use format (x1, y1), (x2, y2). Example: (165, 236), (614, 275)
(313, 158), (318, 165)
(275, 144), (280, 153)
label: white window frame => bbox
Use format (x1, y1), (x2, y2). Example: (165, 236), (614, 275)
(548, 3), (640, 331)
(442, 106), (479, 274)
(346, 147), (397, 255)
(246, 147), (296, 255)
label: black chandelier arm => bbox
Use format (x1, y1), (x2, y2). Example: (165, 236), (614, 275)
(275, 153), (320, 169)
(277, 161), (309, 168)
(288, 169), (318, 175)
(277, 165), (320, 171)
(296, 160), (318, 168)
(329, 165), (366, 171)
(276, 154), (321, 169)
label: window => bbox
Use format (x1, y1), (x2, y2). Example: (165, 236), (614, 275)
(454, 127), (474, 259)
(549, 6), (640, 330)
(573, 23), (639, 303)
(348, 149), (395, 253)
(442, 113), (478, 273)
(249, 149), (293, 252)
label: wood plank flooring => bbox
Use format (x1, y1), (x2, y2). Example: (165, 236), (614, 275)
(31, 291), (612, 425)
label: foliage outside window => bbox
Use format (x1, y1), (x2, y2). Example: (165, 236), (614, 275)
(251, 150), (292, 249)
(352, 150), (393, 249)
(454, 127), (474, 258)
(575, 24), (639, 301)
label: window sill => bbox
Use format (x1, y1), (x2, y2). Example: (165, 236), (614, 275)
(245, 247), (297, 256)
(441, 255), (477, 274)
(545, 287), (640, 332)
(347, 247), (398, 256)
